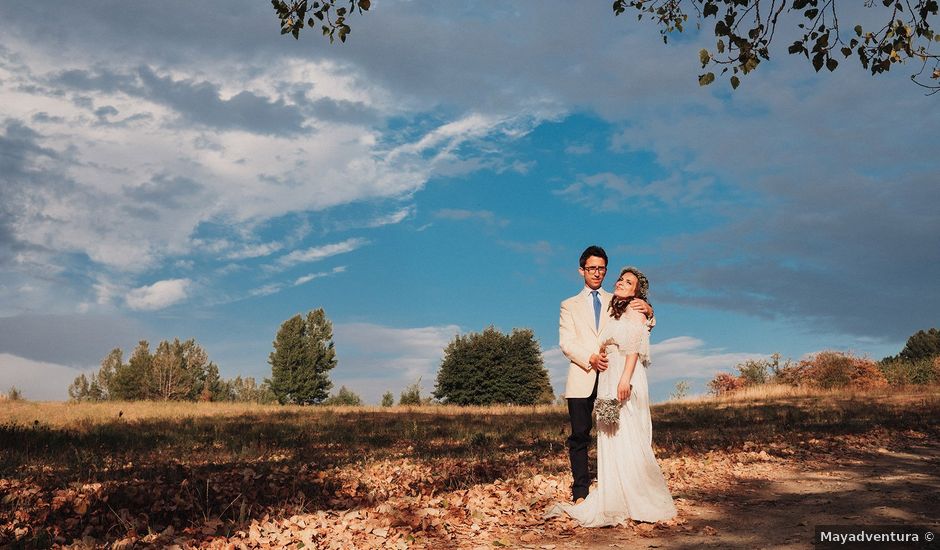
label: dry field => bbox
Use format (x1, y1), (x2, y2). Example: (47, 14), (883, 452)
(2, 387), (939, 549)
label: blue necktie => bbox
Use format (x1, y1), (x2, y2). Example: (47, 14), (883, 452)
(592, 290), (600, 329)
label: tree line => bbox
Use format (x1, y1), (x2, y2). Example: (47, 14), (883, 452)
(69, 307), (555, 406)
(706, 328), (940, 395)
(68, 338), (276, 403)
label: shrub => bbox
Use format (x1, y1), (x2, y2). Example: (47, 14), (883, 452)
(323, 386), (362, 406)
(879, 357), (940, 385)
(736, 359), (770, 386)
(670, 380), (691, 400)
(6, 386), (23, 401)
(801, 351), (887, 389)
(399, 379), (422, 406)
(381, 391), (394, 407)
(707, 373), (745, 396)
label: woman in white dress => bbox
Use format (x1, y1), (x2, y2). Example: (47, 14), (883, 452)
(546, 266), (676, 527)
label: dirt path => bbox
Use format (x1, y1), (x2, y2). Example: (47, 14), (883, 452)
(552, 442), (940, 549)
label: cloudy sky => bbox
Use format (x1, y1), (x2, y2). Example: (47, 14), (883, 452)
(1, 1), (937, 403)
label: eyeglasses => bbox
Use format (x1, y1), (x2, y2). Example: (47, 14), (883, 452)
(582, 266), (607, 274)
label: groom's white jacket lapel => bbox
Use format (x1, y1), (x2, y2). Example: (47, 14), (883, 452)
(559, 286), (612, 399)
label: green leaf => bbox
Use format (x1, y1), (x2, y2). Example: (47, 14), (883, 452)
(359, 0), (371, 9)
(854, 24), (863, 36)
(804, 8), (818, 18)
(826, 58), (838, 71)
(703, 2), (719, 17)
(841, 46), (852, 57)
(730, 75), (741, 89)
(698, 72), (716, 86)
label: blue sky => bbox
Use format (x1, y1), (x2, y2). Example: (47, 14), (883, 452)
(1, 1), (937, 403)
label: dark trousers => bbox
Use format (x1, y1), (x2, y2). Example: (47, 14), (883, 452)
(566, 373), (598, 500)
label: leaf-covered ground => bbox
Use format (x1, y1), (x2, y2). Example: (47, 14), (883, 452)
(1, 390), (938, 548)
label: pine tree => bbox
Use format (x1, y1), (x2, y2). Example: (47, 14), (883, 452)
(110, 341), (152, 400)
(899, 328), (940, 362)
(267, 309), (337, 405)
(300, 309), (336, 404)
(433, 326), (554, 406)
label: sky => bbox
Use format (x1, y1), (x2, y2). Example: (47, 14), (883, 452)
(1, 1), (937, 404)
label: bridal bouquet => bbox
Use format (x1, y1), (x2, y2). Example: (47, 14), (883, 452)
(594, 397), (621, 426)
(594, 338), (622, 426)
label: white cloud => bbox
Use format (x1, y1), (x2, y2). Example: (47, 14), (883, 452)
(0, 353), (89, 401)
(294, 265), (346, 286)
(277, 238), (368, 268)
(331, 323), (460, 404)
(649, 336), (764, 381)
(125, 278), (191, 310)
(225, 241), (285, 260)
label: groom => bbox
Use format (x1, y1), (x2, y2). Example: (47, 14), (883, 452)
(559, 245), (652, 501)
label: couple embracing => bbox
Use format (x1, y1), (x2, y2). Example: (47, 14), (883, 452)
(545, 245), (677, 527)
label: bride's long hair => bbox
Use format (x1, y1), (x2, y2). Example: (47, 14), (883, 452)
(608, 266), (650, 320)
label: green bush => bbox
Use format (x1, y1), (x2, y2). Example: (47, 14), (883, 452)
(879, 358), (939, 385)
(323, 386), (362, 406)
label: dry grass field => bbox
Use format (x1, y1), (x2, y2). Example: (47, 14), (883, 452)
(2, 387), (939, 548)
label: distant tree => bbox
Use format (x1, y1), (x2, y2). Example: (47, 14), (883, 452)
(271, 0), (940, 92)
(75, 339), (223, 402)
(670, 380), (691, 401)
(194, 362), (225, 402)
(302, 309), (337, 402)
(150, 338), (210, 401)
(95, 348), (122, 399)
(736, 359), (770, 386)
(227, 376), (277, 403)
(898, 328), (940, 362)
(109, 341), (153, 400)
(267, 309), (337, 405)
(399, 379), (422, 406)
(323, 385), (363, 406)
(6, 386), (23, 401)
(381, 391), (394, 407)
(433, 327), (554, 406)
(67, 374), (104, 402)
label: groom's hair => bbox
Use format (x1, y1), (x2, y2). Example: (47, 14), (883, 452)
(579, 245), (608, 268)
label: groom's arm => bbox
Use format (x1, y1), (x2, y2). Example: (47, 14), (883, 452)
(628, 299), (656, 332)
(559, 301), (597, 372)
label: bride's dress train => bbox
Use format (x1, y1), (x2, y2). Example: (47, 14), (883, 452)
(545, 309), (676, 527)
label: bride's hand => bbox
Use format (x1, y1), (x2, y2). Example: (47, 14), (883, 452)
(617, 380), (632, 401)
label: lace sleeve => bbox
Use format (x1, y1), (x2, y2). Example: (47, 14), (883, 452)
(615, 310), (651, 366)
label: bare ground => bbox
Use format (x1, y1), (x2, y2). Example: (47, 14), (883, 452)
(553, 441), (940, 550)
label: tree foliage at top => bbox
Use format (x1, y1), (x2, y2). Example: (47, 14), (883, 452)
(267, 308), (337, 405)
(433, 327), (554, 406)
(271, 0), (939, 92)
(890, 327), (940, 361)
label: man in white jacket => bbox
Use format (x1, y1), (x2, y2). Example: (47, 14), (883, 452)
(559, 245), (652, 501)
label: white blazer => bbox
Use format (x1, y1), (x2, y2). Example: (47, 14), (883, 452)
(559, 287), (613, 399)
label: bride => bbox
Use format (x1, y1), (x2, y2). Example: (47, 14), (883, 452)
(546, 266), (676, 527)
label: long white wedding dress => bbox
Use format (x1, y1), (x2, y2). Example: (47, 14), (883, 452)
(546, 308), (676, 526)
